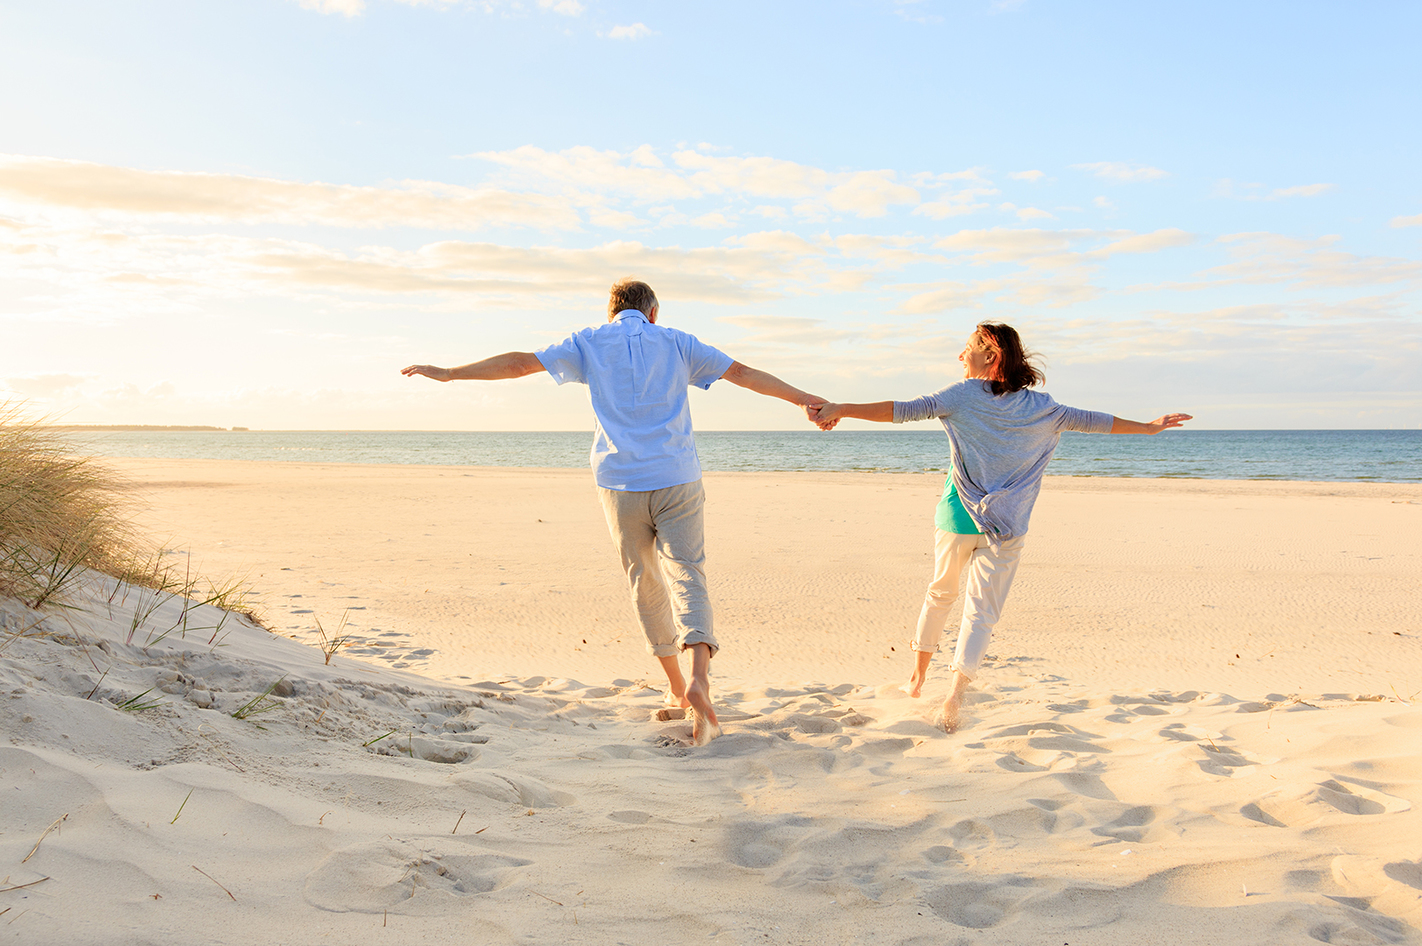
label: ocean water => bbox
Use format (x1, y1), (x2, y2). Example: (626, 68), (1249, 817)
(59, 428), (1422, 483)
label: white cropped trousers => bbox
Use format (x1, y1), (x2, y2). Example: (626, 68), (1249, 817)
(912, 529), (1027, 680)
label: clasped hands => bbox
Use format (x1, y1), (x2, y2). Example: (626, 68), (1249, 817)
(803, 400), (843, 431)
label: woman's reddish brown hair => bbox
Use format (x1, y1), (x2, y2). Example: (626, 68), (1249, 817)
(974, 322), (1045, 395)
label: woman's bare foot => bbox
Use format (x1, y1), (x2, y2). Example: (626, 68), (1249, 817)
(904, 651), (934, 698)
(937, 669), (971, 733)
(937, 696), (962, 733)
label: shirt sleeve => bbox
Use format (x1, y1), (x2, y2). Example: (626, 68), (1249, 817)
(535, 333), (587, 385)
(893, 384), (956, 423)
(681, 335), (736, 391)
(1052, 402), (1114, 433)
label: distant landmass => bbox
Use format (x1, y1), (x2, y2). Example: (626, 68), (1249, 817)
(53, 425), (249, 432)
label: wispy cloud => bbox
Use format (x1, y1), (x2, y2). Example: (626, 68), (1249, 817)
(297, 0), (365, 15)
(471, 145), (922, 218)
(604, 22), (653, 39)
(1009, 170), (1045, 182)
(1208, 233), (1421, 287)
(0, 155), (580, 230)
(1214, 179), (1335, 201)
(295, 0), (584, 17)
(1390, 213), (1422, 228)
(1074, 162), (1169, 182)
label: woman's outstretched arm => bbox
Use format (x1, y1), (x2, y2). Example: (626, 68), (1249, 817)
(809, 401), (894, 429)
(1109, 413), (1193, 434)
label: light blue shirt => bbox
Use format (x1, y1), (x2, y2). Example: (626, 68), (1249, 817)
(895, 380), (1113, 540)
(536, 310), (735, 491)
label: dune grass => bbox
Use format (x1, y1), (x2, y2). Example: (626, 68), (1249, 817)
(0, 404), (261, 631)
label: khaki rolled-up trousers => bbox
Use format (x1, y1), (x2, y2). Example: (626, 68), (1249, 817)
(912, 529), (1027, 680)
(598, 479), (718, 657)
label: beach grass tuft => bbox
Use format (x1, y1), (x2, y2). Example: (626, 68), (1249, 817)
(0, 404), (264, 627)
(231, 677), (285, 721)
(115, 687), (166, 712)
(314, 609), (353, 665)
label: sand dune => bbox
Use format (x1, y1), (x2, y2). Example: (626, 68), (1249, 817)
(2, 461), (1420, 944)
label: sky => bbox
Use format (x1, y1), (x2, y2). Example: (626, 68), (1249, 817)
(2, 0), (1420, 431)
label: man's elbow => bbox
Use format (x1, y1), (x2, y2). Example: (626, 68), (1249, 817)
(722, 360), (749, 385)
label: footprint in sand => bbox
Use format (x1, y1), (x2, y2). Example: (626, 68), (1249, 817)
(1383, 861), (1422, 889)
(1197, 743), (1277, 777)
(1316, 779), (1411, 816)
(921, 877), (1037, 929)
(1240, 801), (1289, 827)
(304, 839), (530, 915)
(608, 810), (653, 824)
(722, 815), (814, 870)
(1090, 805), (1175, 844)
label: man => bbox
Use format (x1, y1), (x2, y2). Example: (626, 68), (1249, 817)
(402, 279), (828, 744)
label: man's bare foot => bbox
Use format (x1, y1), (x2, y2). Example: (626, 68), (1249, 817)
(684, 676), (720, 745)
(903, 674), (926, 699)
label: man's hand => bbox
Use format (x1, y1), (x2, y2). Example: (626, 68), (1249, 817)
(803, 396), (838, 430)
(401, 364), (453, 382)
(809, 402), (844, 431)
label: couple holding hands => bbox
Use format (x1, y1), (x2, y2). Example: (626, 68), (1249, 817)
(403, 279), (1190, 744)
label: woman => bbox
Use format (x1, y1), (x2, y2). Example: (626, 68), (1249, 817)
(812, 322), (1190, 732)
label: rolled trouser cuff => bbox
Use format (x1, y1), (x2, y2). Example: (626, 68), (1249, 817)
(678, 630), (719, 658)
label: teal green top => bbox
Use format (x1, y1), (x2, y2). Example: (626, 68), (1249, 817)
(935, 475), (982, 535)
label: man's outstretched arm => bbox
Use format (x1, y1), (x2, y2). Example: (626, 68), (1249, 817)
(401, 352), (543, 382)
(720, 361), (828, 422)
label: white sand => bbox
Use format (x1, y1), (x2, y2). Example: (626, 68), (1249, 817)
(2, 459), (1420, 945)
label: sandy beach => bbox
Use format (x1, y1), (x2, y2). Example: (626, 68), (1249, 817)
(3, 458), (1420, 945)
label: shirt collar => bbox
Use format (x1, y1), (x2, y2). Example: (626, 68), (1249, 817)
(614, 309), (650, 323)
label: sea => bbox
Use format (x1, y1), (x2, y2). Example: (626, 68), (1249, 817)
(57, 429), (1422, 483)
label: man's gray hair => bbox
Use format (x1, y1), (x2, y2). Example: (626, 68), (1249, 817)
(608, 279), (658, 320)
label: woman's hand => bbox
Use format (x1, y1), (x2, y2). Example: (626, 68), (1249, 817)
(809, 402), (843, 430)
(1147, 413), (1193, 433)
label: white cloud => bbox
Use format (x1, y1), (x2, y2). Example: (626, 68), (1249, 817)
(1074, 162), (1169, 182)
(2, 373), (91, 396)
(912, 186), (996, 220)
(934, 227), (1083, 265)
(1214, 179), (1336, 201)
(691, 212), (734, 229)
(895, 281), (988, 314)
(1009, 170), (1045, 182)
(605, 22), (653, 39)
(0, 155), (581, 230)
(1208, 233), (1422, 288)
(824, 171), (920, 217)
(1093, 196), (1116, 210)
(1016, 207), (1055, 221)
(1272, 183), (1333, 198)
(538, 0), (585, 15)
(297, 0), (365, 15)
(1392, 213), (1422, 228)
(472, 145), (698, 200)
(1091, 228), (1195, 257)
